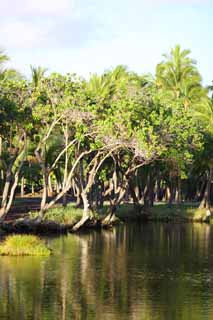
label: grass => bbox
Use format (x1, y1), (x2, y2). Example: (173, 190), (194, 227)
(43, 204), (83, 225)
(30, 203), (83, 225)
(29, 202), (212, 226)
(0, 235), (51, 256)
(100, 202), (211, 222)
(148, 203), (211, 222)
(30, 203), (100, 225)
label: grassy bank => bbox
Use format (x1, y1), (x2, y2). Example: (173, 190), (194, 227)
(0, 202), (211, 236)
(147, 203), (212, 223)
(0, 235), (51, 256)
(30, 202), (212, 225)
(30, 204), (84, 226)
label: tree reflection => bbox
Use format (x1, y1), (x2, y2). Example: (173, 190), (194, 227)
(0, 224), (213, 319)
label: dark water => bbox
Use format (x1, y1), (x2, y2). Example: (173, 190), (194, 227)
(0, 223), (213, 320)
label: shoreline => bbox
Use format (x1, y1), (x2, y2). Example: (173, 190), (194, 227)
(0, 203), (212, 236)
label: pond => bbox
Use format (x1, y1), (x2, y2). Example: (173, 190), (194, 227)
(0, 223), (213, 319)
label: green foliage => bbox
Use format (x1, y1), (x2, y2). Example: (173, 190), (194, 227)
(0, 235), (51, 256)
(0, 45), (212, 222)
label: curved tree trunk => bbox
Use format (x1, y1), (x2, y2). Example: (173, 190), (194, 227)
(0, 133), (26, 221)
(102, 186), (127, 226)
(48, 175), (53, 197)
(72, 191), (93, 231)
(0, 171), (21, 221)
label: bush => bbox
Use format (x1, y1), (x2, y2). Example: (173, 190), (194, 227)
(0, 235), (51, 256)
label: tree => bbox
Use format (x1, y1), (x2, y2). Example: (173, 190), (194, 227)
(192, 98), (213, 211)
(0, 49), (22, 81)
(155, 45), (205, 205)
(156, 44), (205, 108)
(0, 79), (31, 220)
(30, 65), (47, 87)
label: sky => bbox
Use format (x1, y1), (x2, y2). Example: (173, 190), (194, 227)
(0, 0), (213, 84)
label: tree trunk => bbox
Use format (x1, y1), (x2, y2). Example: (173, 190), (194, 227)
(48, 175), (53, 196)
(62, 124), (68, 207)
(102, 186), (127, 225)
(144, 175), (155, 209)
(56, 180), (61, 193)
(199, 166), (213, 210)
(167, 184), (175, 207)
(0, 133), (26, 221)
(31, 183), (35, 195)
(102, 201), (117, 225)
(1, 172), (11, 211)
(62, 193), (67, 207)
(40, 170), (49, 215)
(0, 136), (3, 182)
(0, 167), (12, 220)
(21, 177), (25, 197)
(129, 179), (141, 212)
(76, 189), (82, 207)
(176, 175), (181, 205)
(72, 191), (92, 231)
(0, 171), (20, 221)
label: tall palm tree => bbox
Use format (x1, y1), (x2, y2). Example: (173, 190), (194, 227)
(156, 45), (206, 107)
(155, 45), (207, 206)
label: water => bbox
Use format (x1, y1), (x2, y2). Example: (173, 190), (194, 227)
(0, 223), (213, 320)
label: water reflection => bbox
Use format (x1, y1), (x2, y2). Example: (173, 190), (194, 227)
(0, 223), (213, 320)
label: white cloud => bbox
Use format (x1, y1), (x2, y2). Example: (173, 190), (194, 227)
(0, 20), (53, 49)
(0, 0), (99, 49)
(1, 0), (212, 85)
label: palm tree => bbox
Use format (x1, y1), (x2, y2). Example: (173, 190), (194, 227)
(0, 49), (22, 80)
(30, 65), (47, 87)
(87, 65), (132, 105)
(155, 45), (207, 206)
(87, 73), (114, 103)
(156, 45), (205, 107)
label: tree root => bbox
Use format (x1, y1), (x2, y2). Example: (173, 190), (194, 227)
(72, 216), (90, 231)
(101, 212), (119, 227)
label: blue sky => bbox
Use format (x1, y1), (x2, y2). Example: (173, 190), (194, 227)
(1, 0), (213, 84)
